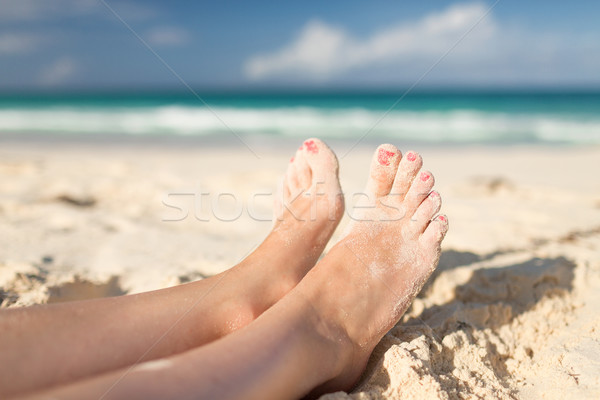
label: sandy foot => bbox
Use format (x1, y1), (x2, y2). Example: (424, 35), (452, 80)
(296, 144), (448, 395)
(232, 138), (345, 323)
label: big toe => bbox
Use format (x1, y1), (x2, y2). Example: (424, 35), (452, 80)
(299, 138), (340, 187)
(291, 152), (312, 190)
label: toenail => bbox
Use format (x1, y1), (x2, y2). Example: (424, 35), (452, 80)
(377, 148), (396, 166)
(420, 172), (430, 181)
(429, 191), (438, 197)
(438, 215), (447, 222)
(406, 152), (417, 162)
(304, 140), (318, 154)
(290, 156), (295, 163)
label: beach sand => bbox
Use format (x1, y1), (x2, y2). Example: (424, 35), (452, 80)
(1, 137), (599, 399)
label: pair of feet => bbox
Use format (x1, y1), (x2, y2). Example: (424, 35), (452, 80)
(230, 138), (448, 394)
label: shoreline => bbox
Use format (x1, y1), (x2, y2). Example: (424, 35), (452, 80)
(2, 130), (598, 151)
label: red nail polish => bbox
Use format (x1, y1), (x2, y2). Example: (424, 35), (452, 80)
(420, 172), (430, 181)
(290, 156), (295, 163)
(377, 148), (395, 166)
(304, 140), (318, 154)
(406, 152), (417, 162)
(438, 215), (446, 222)
(430, 191), (438, 197)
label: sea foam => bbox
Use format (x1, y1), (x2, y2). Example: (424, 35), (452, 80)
(0, 106), (598, 144)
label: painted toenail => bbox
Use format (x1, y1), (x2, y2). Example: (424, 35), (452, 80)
(304, 140), (318, 154)
(438, 215), (447, 222)
(430, 191), (438, 197)
(377, 148), (396, 166)
(406, 152), (417, 162)
(420, 172), (430, 181)
(290, 156), (295, 163)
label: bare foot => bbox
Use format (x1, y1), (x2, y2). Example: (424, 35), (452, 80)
(18, 144), (445, 400)
(296, 144), (448, 395)
(220, 138), (344, 333)
(264, 137), (344, 297)
(274, 138), (344, 252)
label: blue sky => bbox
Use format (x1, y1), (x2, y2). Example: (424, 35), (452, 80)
(1, 0), (600, 91)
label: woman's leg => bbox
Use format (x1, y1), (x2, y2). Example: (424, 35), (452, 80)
(19, 145), (448, 400)
(0, 139), (344, 398)
(16, 289), (338, 400)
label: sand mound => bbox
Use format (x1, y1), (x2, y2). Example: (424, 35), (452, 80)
(323, 248), (600, 399)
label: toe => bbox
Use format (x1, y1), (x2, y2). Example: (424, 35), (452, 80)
(391, 150), (422, 199)
(366, 144), (401, 198)
(295, 153), (312, 189)
(420, 214), (449, 247)
(408, 190), (441, 235)
(300, 138), (340, 184)
(286, 161), (302, 195)
(402, 170), (435, 215)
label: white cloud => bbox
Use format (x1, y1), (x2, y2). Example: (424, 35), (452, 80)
(243, 2), (600, 85)
(146, 26), (190, 47)
(0, 32), (43, 54)
(39, 57), (77, 86)
(244, 3), (493, 80)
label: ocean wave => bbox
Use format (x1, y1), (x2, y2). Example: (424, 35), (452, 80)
(0, 106), (599, 144)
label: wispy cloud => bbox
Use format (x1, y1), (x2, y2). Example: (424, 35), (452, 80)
(39, 57), (77, 86)
(0, 32), (44, 54)
(0, 0), (155, 22)
(0, 0), (98, 21)
(243, 2), (600, 85)
(146, 26), (190, 47)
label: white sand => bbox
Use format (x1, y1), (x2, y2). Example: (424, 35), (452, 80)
(1, 139), (599, 399)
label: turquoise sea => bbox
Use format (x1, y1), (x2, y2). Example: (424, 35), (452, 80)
(0, 91), (599, 144)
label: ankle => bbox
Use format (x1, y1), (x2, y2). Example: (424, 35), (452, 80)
(294, 272), (358, 378)
(257, 230), (320, 283)
(288, 290), (354, 388)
